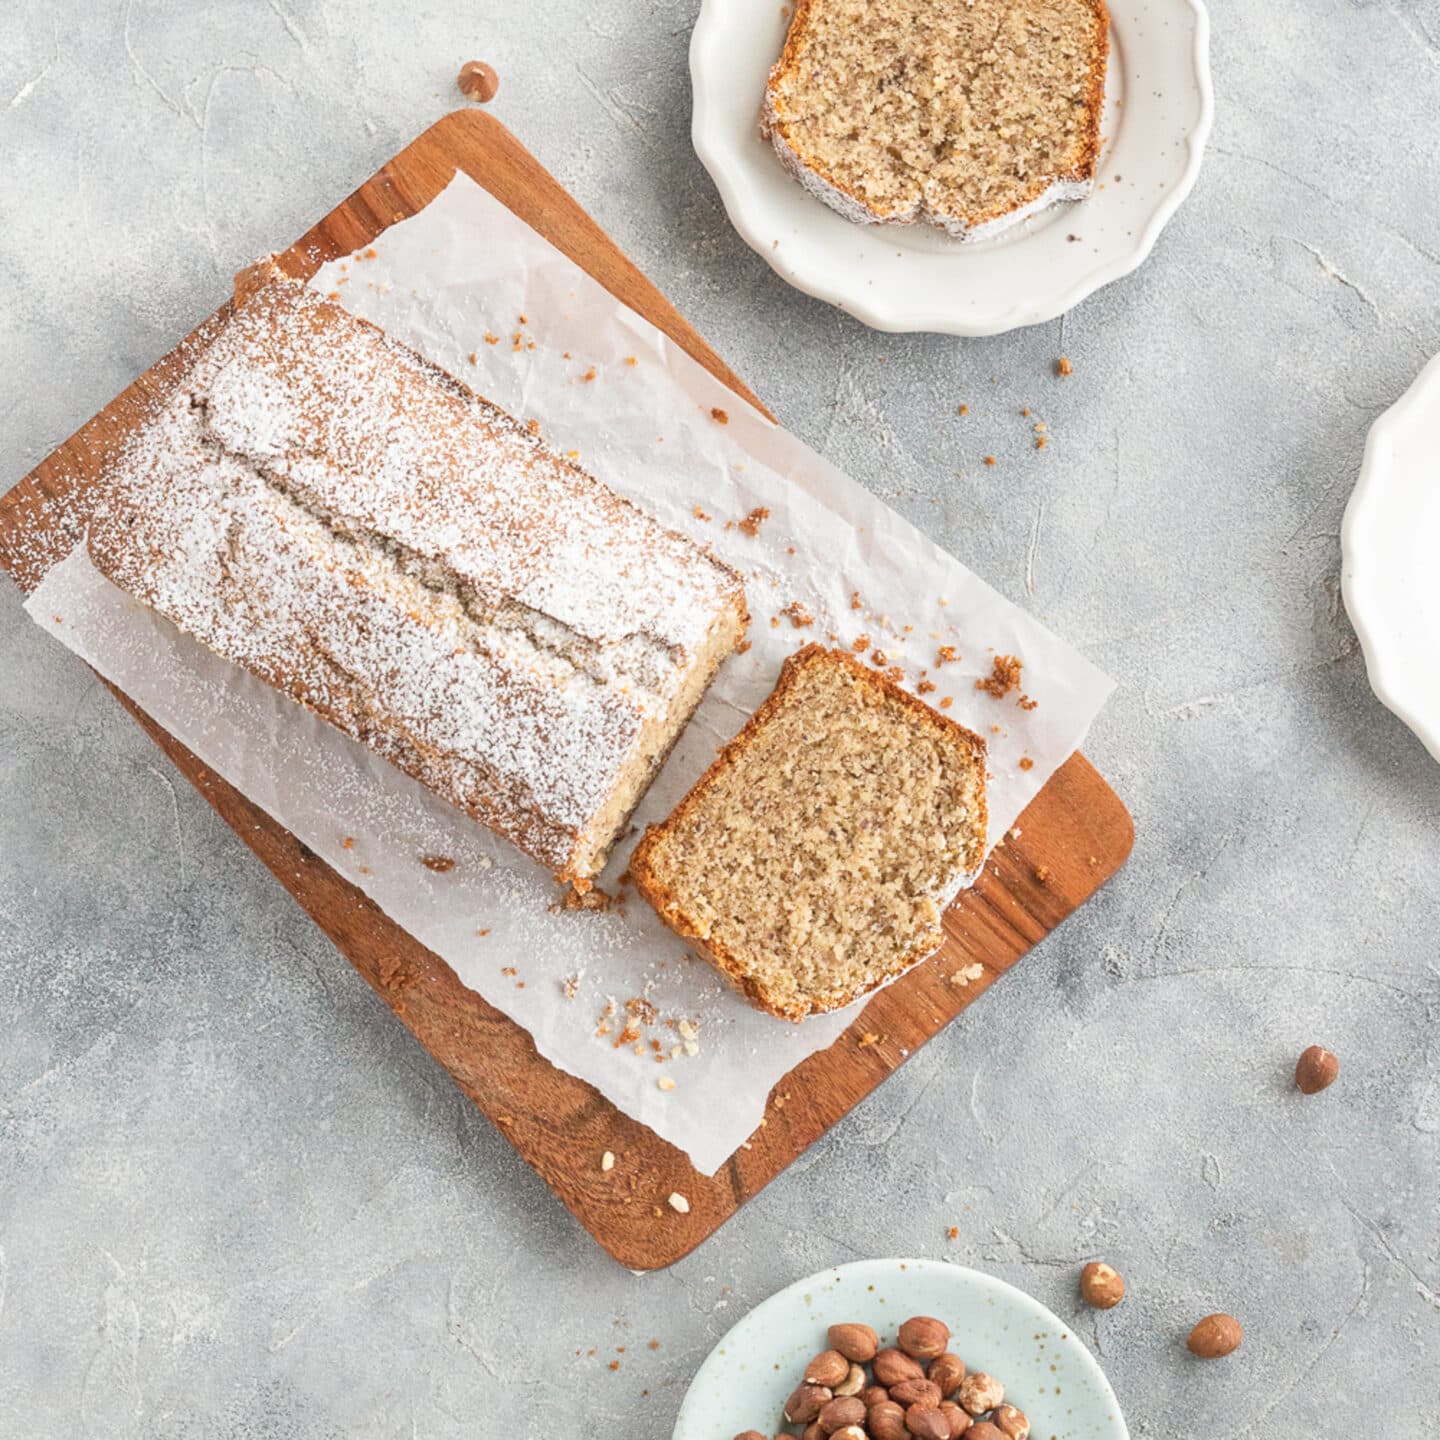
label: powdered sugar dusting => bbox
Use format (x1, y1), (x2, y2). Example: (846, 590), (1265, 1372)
(86, 274), (745, 876)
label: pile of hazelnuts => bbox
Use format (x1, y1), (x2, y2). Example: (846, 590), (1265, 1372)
(735, 1316), (1027, 1440)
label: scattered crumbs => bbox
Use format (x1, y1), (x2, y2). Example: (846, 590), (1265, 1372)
(958, 404), (969, 416)
(737, 506), (771, 537)
(781, 601), (814, 628)
(582, 366), (597, 382)
(736, 639), (752, 654)
(1019, 695), (1039, 711)
(871, 649), (888, 666)
(601, 1151), (616, 1172)
(938, 597), (949, 607)
(693, 505), (712, 521)
(341, 836), (355, 850)
(770, 616), (780, 629)
(936, 645), (960, 666)
(852, 635), (871, 653)
(1019, 755), (1035, 771)
(787, 546), (796, 555)
(477, 927), (491, 937)
(667, 1192), (690, 1214)
(609, 1360), (620, 1372)
(939, 697), (953, 709)
(484, 331), (499, 345)
(857, 1032), (881, 1049)
(326, 290), (341, 301)
(518, 313), (528, 324)
(948, 1226), (960, 1240)
(951, 963), (984, 986)
(563, 351), (572, 360)
(625, 356), (638, 366)
(1021, 407), (1031, 417)
(710, 407), (730, 425)
(502, 966), (517, 977)
(648, 1339), (660, 1350)
(850, 590), (863, 610)
(977, 653), (1023, 700)
(363, 247), (378, 259)
(983, 455), (996, 467)
(420, 854), (456, 873)
(1036, 865), (1051, 885)
(526, 418), (541, 436)
(1057, 356), (1074, 377)
(1036, 437), (1048, 450)
(1067, 233), (1080, 242)
(885, 666), (904, 684)
(657, 1076), (676, 1092)
(1007, 826), (1022, 841)
(566, 449), (580, 459)
(917, 680), (937, 695)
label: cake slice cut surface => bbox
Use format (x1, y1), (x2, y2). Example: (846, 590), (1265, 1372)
(763, 0), (1109, 240)
(629, 645), (988, 1021)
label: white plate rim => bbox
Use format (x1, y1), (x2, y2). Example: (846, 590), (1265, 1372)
(672, 1256), (1129, 1439)
(1341, 352), (1440, 765)
(690, 0), (1215, 336)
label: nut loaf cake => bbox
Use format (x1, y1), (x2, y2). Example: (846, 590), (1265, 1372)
(88, 268), (748, 884)
(630, 646), (987, 1021)
(763, 0), (1109, 240)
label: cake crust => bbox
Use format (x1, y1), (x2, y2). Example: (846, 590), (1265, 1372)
(630, 645), (988, 1021)
(763, 0), (1109, 240)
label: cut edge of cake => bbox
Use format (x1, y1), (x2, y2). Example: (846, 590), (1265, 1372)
(629, 644), (988, 1021)
(762, 0), (1110, 241)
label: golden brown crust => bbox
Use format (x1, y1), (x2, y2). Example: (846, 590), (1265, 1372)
(629, 645), (989, 1022)
(764, 0), (1110, 233)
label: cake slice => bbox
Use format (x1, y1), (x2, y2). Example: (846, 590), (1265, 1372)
(88, 268), (747, 885)
(629, 646), (988, 1021)
(763, 0), (1109, 240)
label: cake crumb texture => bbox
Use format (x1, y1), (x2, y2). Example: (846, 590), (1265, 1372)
(764, 0), (1108, 238)
(630, 645), (987, 1021)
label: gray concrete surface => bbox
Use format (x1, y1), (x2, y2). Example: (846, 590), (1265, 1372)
(3, 0), (1438, 1434)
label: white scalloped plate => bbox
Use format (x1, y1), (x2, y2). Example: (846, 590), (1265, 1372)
(691, 0), (1213, 335)
(1342, 354), (1440, 765)
(673, 1258), (1128, 1439)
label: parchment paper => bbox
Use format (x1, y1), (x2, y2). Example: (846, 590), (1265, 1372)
(25, 174), (1112, 1175)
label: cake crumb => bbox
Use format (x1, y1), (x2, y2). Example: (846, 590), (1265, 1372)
(1019, 755), (1035, 771)
(657, 1076), (676, 1092)
(420, 855), (456, 873)
(977, 653), (1023, 700)
(958, 404), (969, 416)
(852, 635), (871, 653)
(951, 963), (984, 986)
(710, 407), (730, 425)
(781, 601), (815, 628)
(984, 455), (996, 467)
(940, 697), (953, 708)
(738, 506), (771, 537)
(850, 590), (863, 610)
(582, 366), (597, 382)
(917, 680), (937, 695)
(693, 505), (711, 521)
(1057, 356), (1074, 376)
(936, 645), (960, 666)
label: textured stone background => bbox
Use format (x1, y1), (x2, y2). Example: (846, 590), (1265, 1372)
(3, 0), (1438, 1434)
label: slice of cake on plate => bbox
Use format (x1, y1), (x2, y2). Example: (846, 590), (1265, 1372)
(763, 0), (1109, 241)
(629, 645), (988, 1021)
(88, 266), (748, 887)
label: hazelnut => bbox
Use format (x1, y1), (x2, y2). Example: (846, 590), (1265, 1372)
(869, 1401), (910, 1440)
(1295, 1045), (1339, 1094)
(939, 1401), (972, 1437)
(733, 1433), (766, 1440)
(819, 1397), (867, 1434)
(862, 1386), (891, 1409)
(805, 1351), (851, 1389)
(967, 1426), (1004, 1440)
(785, 1383), (832, 1424)
(828, 1322), (879, 1363)
(1079, 1261), (1126, 1309)
(906, 1405), (951, 1440)
(992, 1405), (1029, 1440)
(957, 1372), (1004, 1416)
(874, 1348), (925, 1386)
(834, 1364), (866, 1398)
(890, 1379), (942, 1409)
(897, 1315), (951, 1361)
(928, 1353), (966, 1398)
(1187, 1313), (1242, 1358)
(832, 1429), (868, 1440)
(803, 1427), (825, 1440)
(456, 60), (499, 103)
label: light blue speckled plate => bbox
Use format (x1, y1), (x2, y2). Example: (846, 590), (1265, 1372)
(673, 1258), (1127, 1440)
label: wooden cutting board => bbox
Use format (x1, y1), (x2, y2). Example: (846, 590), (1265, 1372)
(0, 110), (1133, 1269)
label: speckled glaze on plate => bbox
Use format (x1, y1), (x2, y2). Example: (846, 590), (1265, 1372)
(690, 0), (1213, 335)
(1342, 353), (1440, 765)
(673, 1258), (1128, 1439)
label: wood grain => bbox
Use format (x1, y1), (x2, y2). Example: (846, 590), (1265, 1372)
(0, 110), (1133, 1269)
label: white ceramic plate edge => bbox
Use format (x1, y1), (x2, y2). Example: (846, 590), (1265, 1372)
(1341, 352), (1440, 765)
(690, 0), (1215, 336)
